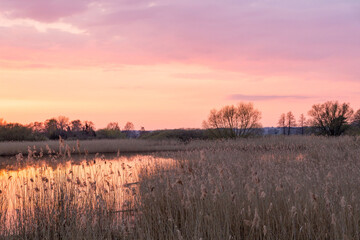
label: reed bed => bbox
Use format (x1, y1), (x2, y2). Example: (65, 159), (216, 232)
(0, 136), (360, 239)
(137, 136), (360, 239)
(0, 154), (175, 239)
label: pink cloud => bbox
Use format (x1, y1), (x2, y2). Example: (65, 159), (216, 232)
(0, 0), (92, 22)
(1, 0), (360, 81)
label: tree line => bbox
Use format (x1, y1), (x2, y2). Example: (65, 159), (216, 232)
(0, 116), (140, 141)
(277, 112), (305, 135)
(203, 100), (360, 138)
(276, 101), (360, 136)
(1, 100), (360, 141)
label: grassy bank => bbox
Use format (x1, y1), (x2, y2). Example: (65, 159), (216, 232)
(1, 135), (359, 157)
(1, 136), (360, 238)
(0, 139), (190, 157)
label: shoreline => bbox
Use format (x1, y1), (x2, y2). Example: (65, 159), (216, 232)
(0, 139), (190, 157)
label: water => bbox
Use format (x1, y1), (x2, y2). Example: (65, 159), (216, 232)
(0, 154), (176, 234)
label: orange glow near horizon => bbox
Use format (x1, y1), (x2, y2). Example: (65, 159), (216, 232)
(1, 1), (360, 129)
(1, 64), (359, 130)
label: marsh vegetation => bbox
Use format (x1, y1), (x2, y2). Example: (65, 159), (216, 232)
(0, 136), (360, 239)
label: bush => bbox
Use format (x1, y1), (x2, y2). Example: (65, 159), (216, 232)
(96, 129), (126, 139)
(0, 124), (39, 141)
(140, 129), (208, 142)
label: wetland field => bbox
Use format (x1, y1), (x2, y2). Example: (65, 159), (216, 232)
(1, 136), (360, 239)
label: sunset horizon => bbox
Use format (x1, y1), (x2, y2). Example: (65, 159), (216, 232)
(0, 98), (358, 131)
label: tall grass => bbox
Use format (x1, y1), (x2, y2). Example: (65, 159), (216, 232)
(0, 136), (360, 239)
(136, 136), (360, 239)
(0, 182), (7, 235)
(0, 154), (174, 239)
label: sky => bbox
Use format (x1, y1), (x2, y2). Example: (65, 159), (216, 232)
(1, 0), (360, 130)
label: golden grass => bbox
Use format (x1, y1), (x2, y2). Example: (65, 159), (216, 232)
(1, 135), (360, 239)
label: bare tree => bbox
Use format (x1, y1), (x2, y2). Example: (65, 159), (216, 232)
(123, 122), (135, 131)
(71, 120), (83, 132)
(202, 102), (262, 138)
(44, 118), (59, 139)
(57, 116), (69, 132)
(83, 121), (96, 136)
(236, 103), (262, 136)
(123, 122), (135, 138)
(308, 101), (354, 136)
(277, 113), (286, 135)
(286, 111), (296, 135)
(29, 122), (44, 133)
(107, 122), (120, 131)
(298, 113), (306, 135)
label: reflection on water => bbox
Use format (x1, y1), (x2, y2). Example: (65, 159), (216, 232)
(0, 154), (176, 234)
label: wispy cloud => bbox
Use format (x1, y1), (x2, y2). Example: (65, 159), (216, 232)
(228, 94), (313, 101)
(0, 13), (86, 34)
(0, 0), (91, 22)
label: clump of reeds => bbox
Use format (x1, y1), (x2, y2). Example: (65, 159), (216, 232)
(0, 186), (7, 234)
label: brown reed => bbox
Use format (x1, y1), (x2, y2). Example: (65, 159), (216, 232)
(0, 135), (360, 239)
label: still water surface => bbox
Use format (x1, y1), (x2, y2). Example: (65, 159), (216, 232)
(0, 154), (175, 231)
